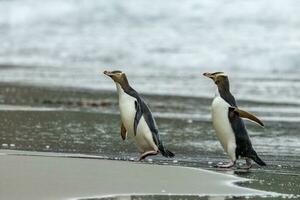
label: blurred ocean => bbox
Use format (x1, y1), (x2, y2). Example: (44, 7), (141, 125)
(0, 0), (300, 103)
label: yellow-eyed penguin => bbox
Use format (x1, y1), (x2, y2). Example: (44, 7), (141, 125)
(104, 70), (174, 161)
(203, 72), (266, 169)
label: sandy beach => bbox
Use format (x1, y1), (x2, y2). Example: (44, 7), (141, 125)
(0, 150), (278, 200)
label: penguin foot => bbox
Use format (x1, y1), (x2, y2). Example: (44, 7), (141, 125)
(138, 150), (159, 161)
(215, 161), (236, 168)
(238, 159), (252, 170)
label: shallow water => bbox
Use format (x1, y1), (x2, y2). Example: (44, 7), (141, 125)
(97, 196), (293, 200)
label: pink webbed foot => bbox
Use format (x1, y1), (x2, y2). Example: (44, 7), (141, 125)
(214, 161), (236, 168)
(138, 150), (159, 161)
(238, 158), (252, 169)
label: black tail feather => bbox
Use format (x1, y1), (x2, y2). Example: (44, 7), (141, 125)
(163, 149), (175, 158)
(250, 152), (266, 166)
(158, 144), (175, 158)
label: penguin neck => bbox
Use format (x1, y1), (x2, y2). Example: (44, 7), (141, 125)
(116, 81), (132, 98)
(114, 74), (130, 92)
(217, 84), (230, 96)
(217, 83), (237, 107)
(116, 83), (126, 97)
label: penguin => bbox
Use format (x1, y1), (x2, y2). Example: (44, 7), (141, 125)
(203, 72), (266, 169)
(103, 70), (174, 161)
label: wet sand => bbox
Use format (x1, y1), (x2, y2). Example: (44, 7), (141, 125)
(0, 150), (277, 200)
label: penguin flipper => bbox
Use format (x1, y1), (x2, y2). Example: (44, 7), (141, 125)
(249, 150), (267, 166)
(134, 100), (143, 136)
(230, 107), (264, 127)
(120, 122), (127, 140)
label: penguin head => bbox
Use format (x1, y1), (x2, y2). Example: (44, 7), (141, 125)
(103, 70), (129, 85)
(203, 72), (229, 86)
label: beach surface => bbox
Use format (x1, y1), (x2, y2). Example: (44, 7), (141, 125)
(0, 83), (299, 200)
(0, 150), (276, 200)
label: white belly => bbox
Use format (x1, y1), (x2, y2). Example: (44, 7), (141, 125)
(135, 116), (158, 152)
(118, 92), (136, 135)
(212, 96), (236, 160)
(118, 85), (157, 153)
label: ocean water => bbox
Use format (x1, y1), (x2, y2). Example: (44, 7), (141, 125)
(1, 0), (300, 104)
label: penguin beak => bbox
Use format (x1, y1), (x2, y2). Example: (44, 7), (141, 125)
(203, 72), (214, 79)
(103, 70), (113, 77)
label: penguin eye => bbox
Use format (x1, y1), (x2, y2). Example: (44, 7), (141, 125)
(215, 80), (220, 84)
